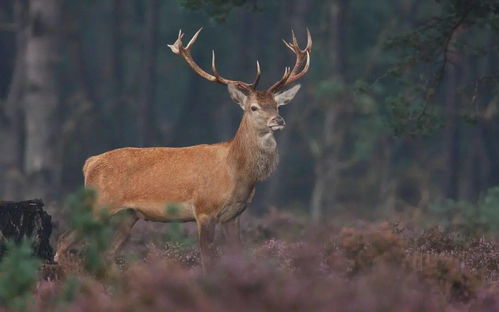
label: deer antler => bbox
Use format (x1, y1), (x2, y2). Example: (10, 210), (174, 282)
(168, 28), (261, 91)
(268, 29), (312, 92)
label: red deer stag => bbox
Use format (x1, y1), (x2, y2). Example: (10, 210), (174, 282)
(55, 28), (312, 269)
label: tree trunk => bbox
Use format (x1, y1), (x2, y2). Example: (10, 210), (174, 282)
(67, 18), (98, 108)
(481, 122), (499, 188)
(23, 0), (62, 200)
(0, 0), (27, 200)
(261, 0), (312, 208)
(137, 0), (159, 146)
(310, 160), (328, 219)
(469, 125), (485, 201)
(442, 64), (460, 199)
(311, 104), (343, 222)
(310, 0), (349, 222)
(481, 33), (499, 189)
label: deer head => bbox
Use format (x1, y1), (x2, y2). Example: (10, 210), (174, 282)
(168, 28), (312, 134)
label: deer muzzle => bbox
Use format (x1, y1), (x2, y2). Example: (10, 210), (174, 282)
(269, 115), (286, 131)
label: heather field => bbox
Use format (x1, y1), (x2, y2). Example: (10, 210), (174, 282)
(3, 201), (499, 312)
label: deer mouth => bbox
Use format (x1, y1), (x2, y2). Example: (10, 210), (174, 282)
(270, 125), (285, 131)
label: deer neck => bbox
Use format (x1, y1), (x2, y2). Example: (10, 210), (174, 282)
(228, 114), (279, 183)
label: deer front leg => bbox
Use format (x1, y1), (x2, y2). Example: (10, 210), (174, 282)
(197, 215), (216, 271)
(222, 216), (241, 252)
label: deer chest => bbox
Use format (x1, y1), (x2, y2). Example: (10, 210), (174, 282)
(217, 187), (255, 222)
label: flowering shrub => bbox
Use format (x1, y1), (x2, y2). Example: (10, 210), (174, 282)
(6, 205), (499, 311)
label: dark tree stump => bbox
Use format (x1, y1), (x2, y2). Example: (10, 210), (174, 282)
(0, 199), (54, 262)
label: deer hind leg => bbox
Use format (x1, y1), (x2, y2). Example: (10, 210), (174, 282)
(196, 214), (216, 271)
(55, 194), (107, 263)
(54, 229), (80, 263)
(55, 208), (139, 264)
(106, 209), (139, 261)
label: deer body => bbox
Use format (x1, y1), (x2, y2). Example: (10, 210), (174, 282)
(56, 28), (311, 269)
(83, 111), (278, 224)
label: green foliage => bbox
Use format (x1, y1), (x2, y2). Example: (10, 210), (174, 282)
(60, 276), (81, 304)
(316, 79), (346, 100)
(381, 0), (499, 135)
(429, 186), (499, 234)
(164, 205), (195, 247)
(385, 94), (441, 136)
(0, 239), (41, 310)
(66, 189), (113, 277)
(177, 0), (258, 22)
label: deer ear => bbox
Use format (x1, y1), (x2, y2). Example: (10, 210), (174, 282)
(228, 84), (247, 110)
(274, 84), (301, 106)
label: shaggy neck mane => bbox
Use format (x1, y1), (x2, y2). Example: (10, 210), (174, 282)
(228, 114), (278, 182)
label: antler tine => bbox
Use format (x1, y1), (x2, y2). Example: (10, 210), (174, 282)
(251, 61), (261, 88)
(287, 51), (310, 82)
(285, 49), (310, 86)
(186, 27), (203, 50)
(282, 29), (311, 53)
(213, 50), (261, 89)
(306, 28), (312, 52)
(211, 50), (221, 81)
(167, 30), (183, 55)
(282, 39), (294, 52)
(291, 29), (298, 47)
(268, 66), (291, 92)
(168, 28), (216, 82)
(169, 28), (260, 90)
(269, 29), (312, 92)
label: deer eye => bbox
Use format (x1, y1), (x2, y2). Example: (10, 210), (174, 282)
(250, 105), (258, 111)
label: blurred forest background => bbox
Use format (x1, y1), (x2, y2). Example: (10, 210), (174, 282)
(0, 0), (498, 222)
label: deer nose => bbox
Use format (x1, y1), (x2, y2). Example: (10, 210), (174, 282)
(273, 116), (285, 126)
